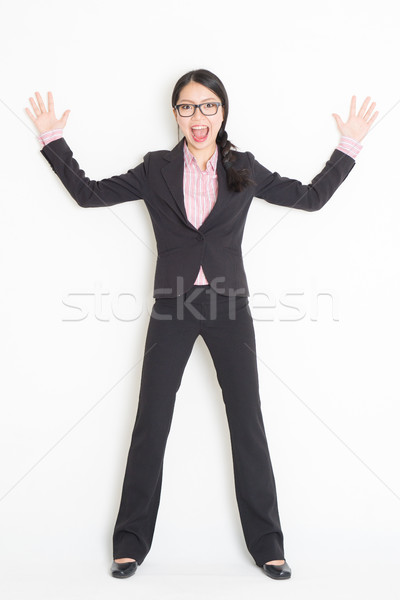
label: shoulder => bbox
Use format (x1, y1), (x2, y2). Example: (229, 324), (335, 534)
(231, 148), (256, 169)
(142, 148), (172, 163)
(137, 148), (176, 178)
(142, 140), (184, 165)
(145, 148), (173, 159)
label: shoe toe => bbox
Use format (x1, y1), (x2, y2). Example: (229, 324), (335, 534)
(110, 560), (137, 578)
(262, 560), (291, 580)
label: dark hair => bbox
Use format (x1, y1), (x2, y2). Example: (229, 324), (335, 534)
(171, 68), (253, 193)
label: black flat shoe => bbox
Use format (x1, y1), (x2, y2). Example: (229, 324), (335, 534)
(110, 560), (138, 578)
(262, 560), (291, 580)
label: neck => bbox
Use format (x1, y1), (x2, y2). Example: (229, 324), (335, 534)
(185, 139), (217, 171)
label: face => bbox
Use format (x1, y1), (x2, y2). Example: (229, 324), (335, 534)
(173, 81), (225, 156)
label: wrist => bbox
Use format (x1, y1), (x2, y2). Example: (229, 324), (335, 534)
(37, 128), (64, 147)
(336, 135), (363, 159)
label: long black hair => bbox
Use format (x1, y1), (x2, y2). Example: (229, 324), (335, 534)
(171, 69), (253, 193)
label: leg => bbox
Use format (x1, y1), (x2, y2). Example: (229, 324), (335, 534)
(200, 293), (285, 567)
(112, 297), (200, 565)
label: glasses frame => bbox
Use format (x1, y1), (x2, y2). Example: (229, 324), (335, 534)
(174, 102), (224, 117)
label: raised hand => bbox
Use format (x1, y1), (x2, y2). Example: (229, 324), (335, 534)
(25, 91), (71, 135)
(332, 96), (378, 142)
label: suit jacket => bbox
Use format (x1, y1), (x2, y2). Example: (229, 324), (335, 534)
(40, 137), (356, 298)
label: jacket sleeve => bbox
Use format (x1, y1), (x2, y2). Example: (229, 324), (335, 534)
(247, 148), (356, 211)
(40, 137), (148, 208)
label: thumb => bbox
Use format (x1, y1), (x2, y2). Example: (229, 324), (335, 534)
(61, 109), (71, 127)
(332, 113), (344, 128)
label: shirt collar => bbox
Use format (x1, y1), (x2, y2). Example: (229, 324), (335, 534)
(183, 139), (218, 173)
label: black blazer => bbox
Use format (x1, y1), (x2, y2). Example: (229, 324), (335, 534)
(40, 137), (356, 298)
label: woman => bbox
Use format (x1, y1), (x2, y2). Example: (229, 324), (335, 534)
(26, 69), (377, 580)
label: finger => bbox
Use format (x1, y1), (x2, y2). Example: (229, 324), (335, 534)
(350, 95), (356, 117)
(367, 110), (379, 125)
(48, 91), (55, 113)
(357, 96), (371, 118)
(35, 91), (46, 113)
(25, 107), (37, 122)
(29, 96), (41, 116)
(363, 101), (376, 120)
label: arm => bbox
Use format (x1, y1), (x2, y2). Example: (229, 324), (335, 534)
(249, 147), (356, 212)
(250, 95), (378, 212)
(40, 136), (148, 208)
(25, 91), (148, 208)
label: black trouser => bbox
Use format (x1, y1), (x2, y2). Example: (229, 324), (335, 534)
(112, 284), (285, 567)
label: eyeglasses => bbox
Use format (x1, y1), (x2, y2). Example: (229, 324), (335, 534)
(174, 102), (224, 117)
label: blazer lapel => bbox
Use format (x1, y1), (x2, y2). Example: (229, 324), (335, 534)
(161, 138), (230, 232)
(161, 138), (195, 229)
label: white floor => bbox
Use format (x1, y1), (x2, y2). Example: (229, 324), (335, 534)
(2, 557), (399, 600)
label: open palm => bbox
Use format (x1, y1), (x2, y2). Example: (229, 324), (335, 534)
(332, 96), (378, 142)
(25, 91), (71, 135)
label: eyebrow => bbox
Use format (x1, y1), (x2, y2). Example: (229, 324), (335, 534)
(177, 97), (218, 103)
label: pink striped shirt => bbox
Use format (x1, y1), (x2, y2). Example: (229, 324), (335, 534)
(183, 140), (218, 285)
(38, 129), (64, 146)
(37, 130), (363, 286)
(336, 136), (363, 158)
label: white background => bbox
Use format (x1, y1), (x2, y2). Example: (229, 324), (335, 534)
(1, 0), (399, 598)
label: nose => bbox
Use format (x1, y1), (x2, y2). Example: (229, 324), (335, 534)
(191, 105), (206, 121)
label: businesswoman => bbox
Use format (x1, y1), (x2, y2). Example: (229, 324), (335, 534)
(26, 69), (377, 581)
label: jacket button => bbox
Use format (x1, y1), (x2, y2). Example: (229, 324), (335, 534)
(196, 234), (204, 241)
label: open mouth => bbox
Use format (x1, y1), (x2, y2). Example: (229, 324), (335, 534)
(191, 126), (209, 143)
